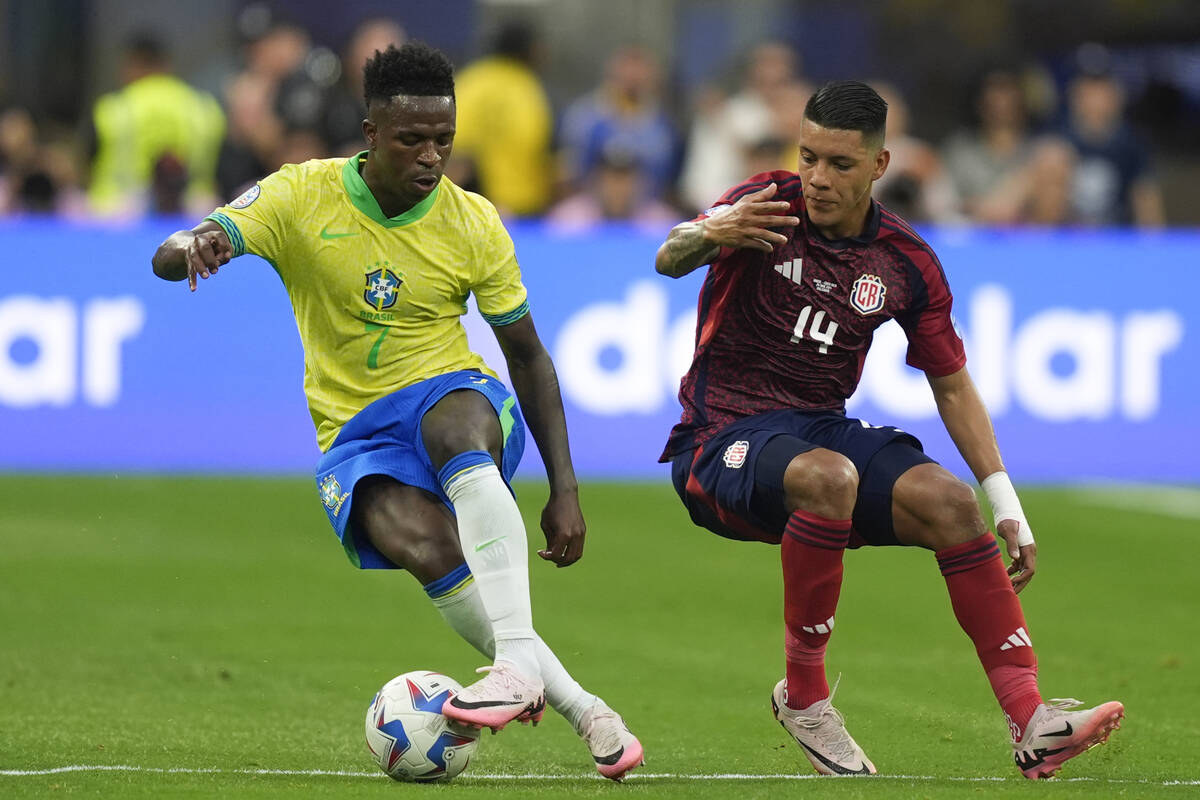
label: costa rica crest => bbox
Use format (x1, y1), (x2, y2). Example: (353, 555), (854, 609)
(850, 273), (887, 315)
(364, 267), (403, 311)
(723, 440), (750, 469)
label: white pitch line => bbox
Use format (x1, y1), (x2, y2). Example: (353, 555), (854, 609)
(0, 765), (1196, 785)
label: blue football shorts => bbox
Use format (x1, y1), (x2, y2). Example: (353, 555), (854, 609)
(314, 370), (526, 569)
(669, 409), (934, 547)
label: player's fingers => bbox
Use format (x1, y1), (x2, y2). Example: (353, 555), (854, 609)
(747, 201), (795, 216)
(757, 212), (800, 227)
(997, 528), (1020, 560)
(747, 182), (778, 199)
(560, 531), (585, 566)
(205, 232), (233, 266)
(743, 229), (788, 249)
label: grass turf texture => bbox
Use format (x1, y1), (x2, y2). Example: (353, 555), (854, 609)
(1, 476), (1196, 798)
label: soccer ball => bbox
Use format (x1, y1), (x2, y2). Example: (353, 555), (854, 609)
(364, 670), (481, 782)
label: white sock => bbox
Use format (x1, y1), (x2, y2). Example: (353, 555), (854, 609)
(430, 578), (597, 726)
(443, 463), (539, 678)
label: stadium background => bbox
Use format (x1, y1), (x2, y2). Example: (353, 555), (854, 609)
(2, 0), (1198, 795)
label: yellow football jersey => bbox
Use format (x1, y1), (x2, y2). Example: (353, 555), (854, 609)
(206, 153), (529, 451)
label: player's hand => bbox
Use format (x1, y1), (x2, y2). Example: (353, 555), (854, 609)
(537, 489), (586, 567)
(702, 182), (800, 253)
(997, 518), (1037, 593)
(185, 230), (232, 292)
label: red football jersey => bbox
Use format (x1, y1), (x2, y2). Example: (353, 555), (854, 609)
(662, 171), (966, 459)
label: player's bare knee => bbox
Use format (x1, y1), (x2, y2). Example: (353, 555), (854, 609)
(369, 520), (461, 582)
(351, 477), (462, 582)
(421, 391), (502, 469)
(783, 449), (858, 517)
(926, 479), (987, 548)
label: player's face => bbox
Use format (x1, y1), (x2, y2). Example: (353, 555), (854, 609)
(797, 119), (889, 239)
(364, 95), (455, 212)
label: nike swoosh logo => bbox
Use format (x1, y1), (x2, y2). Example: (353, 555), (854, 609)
(796, 739), (872, 775)
(474, 536), (507, 552)
(319, 225), (358, 240)
(1043, 722), (1074, 738)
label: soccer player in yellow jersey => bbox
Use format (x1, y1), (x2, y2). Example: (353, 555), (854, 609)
(151, 41), (643, 780)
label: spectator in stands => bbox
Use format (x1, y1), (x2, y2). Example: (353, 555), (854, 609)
(1060, 44), (1165, 227)
(546, 145), (681, 231)
(0, 107), (87, 217)
(560, 45), (678, 205)
(87, 33), (225, 216)
(680, 41), (808, 213)
(872, 82), (960, 223)
(449, 20), (555, 217)
(316, 17), (408, 156)
(942, 66), (1040, 224)
(216, 13), (311, 199)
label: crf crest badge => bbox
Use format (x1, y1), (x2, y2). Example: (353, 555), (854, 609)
(723, 440), (750, 469)
(850, 273), (887, 315)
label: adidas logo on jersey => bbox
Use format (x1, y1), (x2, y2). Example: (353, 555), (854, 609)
(773, 259), (804, 286)
(999, 626), (1033, 651)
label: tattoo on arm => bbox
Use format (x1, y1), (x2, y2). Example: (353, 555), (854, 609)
(656, 220), (719, 278)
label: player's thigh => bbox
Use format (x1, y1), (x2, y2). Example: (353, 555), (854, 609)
(350, 475), (464, 584)
(420, 389), (503, 470)
(671, 430), (823, 543)
(890, 462), (987, 551)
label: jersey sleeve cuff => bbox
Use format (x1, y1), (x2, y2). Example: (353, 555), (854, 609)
(908, 352), (967, 378)
(481, 299), (530, 327)
(205, 212), (246, 258)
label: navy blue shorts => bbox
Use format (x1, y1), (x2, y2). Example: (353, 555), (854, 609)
(670, 409), (934, 547)
(314, 370), (526, 569)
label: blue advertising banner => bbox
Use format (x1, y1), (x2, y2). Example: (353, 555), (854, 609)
(1, 218), (1195, 482)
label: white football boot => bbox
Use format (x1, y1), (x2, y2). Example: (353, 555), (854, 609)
(575, 700), (645, 781)
(442, 663), (545, 732)
(771, 679), (876, 775)
(1013, 698), (1124, 779)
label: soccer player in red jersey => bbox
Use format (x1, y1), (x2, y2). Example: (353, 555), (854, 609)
(655, 80), (1123, 780)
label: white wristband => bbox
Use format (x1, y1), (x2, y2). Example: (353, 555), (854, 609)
(981, 471), (1035, 547)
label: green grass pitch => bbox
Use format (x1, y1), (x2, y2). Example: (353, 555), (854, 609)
(1, 476), (1197, 798)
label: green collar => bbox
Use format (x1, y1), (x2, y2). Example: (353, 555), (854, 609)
(341, 151), (439, 227)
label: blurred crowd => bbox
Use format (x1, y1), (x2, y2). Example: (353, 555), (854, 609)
(0, 9), (1167, 229)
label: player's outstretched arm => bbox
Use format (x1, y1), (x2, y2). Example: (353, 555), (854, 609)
(654, 182), (800, 278)
(492, 313), (586, 568)
(928, 367), (1037, 593)
(152, 220), (233, 292)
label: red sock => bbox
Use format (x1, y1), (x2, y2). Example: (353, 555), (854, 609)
(937, 533), (1042, 737)
(782, 509), (851, 709)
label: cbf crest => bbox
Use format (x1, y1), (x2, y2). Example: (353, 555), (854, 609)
(319, 473), (350, 515)
(849, 273), (887, 315)
(364, 266), (403, 311)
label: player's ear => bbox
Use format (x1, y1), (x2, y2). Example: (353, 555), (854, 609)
(873, 147), (890, 182)
(363, 116), (377, 150)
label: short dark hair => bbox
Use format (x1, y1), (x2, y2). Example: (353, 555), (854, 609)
(125, 32), (168, 67)
(363, 41), (455, 108)
(804, 80), (888, 148)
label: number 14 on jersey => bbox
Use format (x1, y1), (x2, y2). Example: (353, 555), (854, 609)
(791, 305), (839, 354)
